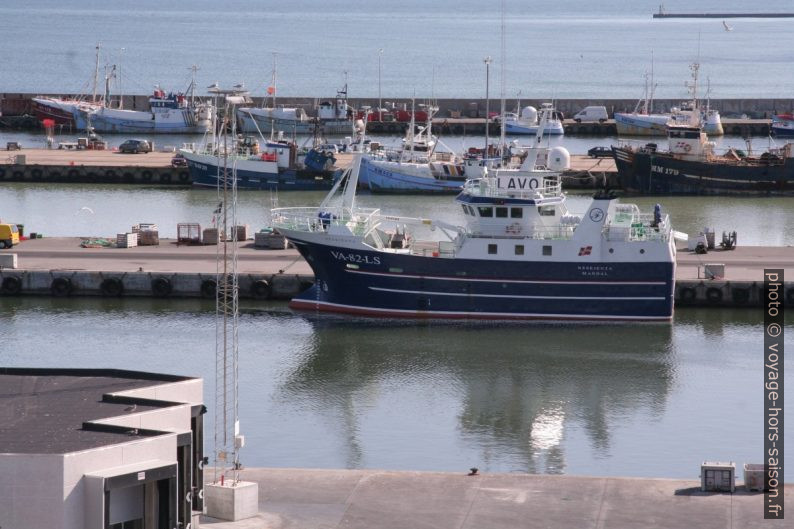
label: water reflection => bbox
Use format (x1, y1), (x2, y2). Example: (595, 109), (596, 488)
(280, 316), (674, 473)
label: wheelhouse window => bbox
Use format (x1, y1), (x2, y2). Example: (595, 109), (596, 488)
(495, 207), (508, 218)
(461, 205), (470, 215)
(510, 207), (523, 218)
(478, 206), (494, 217)
(515, 245), (524, 255)
(538, 206), (556, 216)
(542, 245), (552, 256)
(488, 244), (497, 254)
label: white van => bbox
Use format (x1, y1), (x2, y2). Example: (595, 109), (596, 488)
(573, 106), (608, 123)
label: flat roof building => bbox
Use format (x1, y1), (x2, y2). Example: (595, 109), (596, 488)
(0, 368), (205, 529)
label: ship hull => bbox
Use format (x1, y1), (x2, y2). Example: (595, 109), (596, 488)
(75, 108), (210, 134)
(282, 234), (675, 321)
(362, 157), (464, 194)
(612, 146), (794, 195)
(615, 113), (724, 136)
(183, 152), (336, 191)
(238, 113), (312, 134)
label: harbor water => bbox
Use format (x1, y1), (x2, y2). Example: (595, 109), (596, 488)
(1, 181), (794, 246)
(2, 0), (794, 98)
(0, 296), (790, 478)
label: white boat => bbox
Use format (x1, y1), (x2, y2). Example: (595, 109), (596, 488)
(74, 87), (214, 134)
(502, 103), (564, 135)
(237, 55), (313, 134)
(615, 65), (723, 136)
(271, 148), (676, 320)
(315, 85), (355, 134)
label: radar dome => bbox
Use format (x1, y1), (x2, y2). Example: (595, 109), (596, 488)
(520, 106), (538, 122)
(548, 146), (571, 171)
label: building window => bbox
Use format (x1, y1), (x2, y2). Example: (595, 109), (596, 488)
(510, 207), (523, 218)
(495, 207), (508, 218)
(538, 206), (556, 216)
(488, 244), (497, 254)
(515, 245), (524, 255)
(543, 245), (552, 256)
(478, 206), (493, 217)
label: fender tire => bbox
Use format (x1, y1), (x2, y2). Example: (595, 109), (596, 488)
(200, 279), (217, 298)
(1, 276), (22, 295)
(250, 279), (271, 299)
(100, 277), (124, 297)
(151, 277), (173, 297)
(51, 277), (72, 297)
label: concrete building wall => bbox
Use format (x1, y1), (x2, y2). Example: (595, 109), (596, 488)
(113, 378), (204, 405)
(63, 436), (178, 529)
(95, 405), (193, 433)
(0, 453), (65, 529)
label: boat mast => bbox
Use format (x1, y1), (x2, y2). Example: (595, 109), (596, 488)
(92, 44), (100, 104)
(483, 56), (491, 155)
(649, 51), (654, 115)
(499, 0), (506, 159)
(189, 65), (199, 106)
(270, 52), (277, 110)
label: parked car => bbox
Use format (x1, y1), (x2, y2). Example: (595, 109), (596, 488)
(171, 153), (187, 167)
(119, 139), (152, 154)
(0, 223), (20, 248)
(574, 106), (608, 123)
(587, 146), (612, 158)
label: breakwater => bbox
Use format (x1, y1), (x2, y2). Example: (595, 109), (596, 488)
(3, 94), (793, 121)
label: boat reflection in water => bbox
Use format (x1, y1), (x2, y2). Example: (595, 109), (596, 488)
(277, 316), (674, 473)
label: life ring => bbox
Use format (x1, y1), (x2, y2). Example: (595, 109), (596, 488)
(178, 171), (190, 183)
(505, 222), (522, 235)
(141, 170), (153, 182)
(705, 287), (723, 304)
(50, 277), (72, 297)
(100, 277), (124, 297)
(683, 143), (691, 153)
(200, 279), (217, 298)
(250, 279), (271, 299)
(679, 286), (696, 303)
(151, 277), (172, 297)
(1, 276), (22, 295)
(731, 287), (750, 305)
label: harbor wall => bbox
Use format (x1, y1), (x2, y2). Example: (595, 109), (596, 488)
(0, 163), (190, 185)
(1, 268), (791, 308)
(4, 93), (794, 119)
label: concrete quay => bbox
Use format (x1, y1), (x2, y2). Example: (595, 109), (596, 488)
(0, 148), (613, 188)
(199, 467), (791, 529)
(1, 238), (792, 308)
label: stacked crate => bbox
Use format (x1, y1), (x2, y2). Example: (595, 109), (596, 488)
(132, 223), (159, 246)
(116, 232), (138, 248)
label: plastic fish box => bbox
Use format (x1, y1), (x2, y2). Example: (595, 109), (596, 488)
(254, 231), (288, 249)
(116, 232), (138, 248)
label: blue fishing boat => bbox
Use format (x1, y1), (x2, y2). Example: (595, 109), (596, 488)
(272, 147), (676, 321)
(181, 136), (338, 191)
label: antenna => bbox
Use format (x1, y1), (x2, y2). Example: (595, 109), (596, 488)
(214, 98), (242, 486)
(189, 65), (200, 105)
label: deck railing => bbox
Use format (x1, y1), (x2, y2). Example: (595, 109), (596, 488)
(271, 206), (381, 235)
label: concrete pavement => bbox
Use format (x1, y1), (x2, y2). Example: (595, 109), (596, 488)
(200, 468), (791, 529)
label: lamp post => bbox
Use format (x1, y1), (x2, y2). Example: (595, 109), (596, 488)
(484, 56), (491, 155)
(378, 48), (383, 120)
